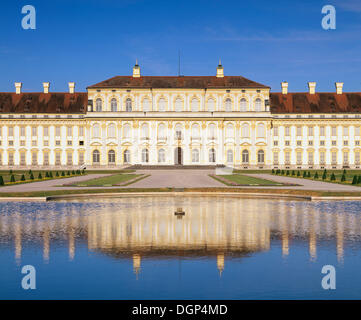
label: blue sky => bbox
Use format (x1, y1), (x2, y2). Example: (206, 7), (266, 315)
(1, 0), (361, 92)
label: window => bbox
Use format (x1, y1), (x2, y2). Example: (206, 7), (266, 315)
(20, 152), (26, 165)
(344, 141), (348, 146)
(192, 149), (199, 163)
(343, 126), (349, 136)
(158, 123), (166, 139)
(67, 126), (72, 137)
(123, 124), (131, 138)
(67, 153), (72, 165)
(93, 124), (100, 138)
(175, 124), (182, 140)
(297, 141), (302, 146)
(273, 152), (279, 164)
(240, 98), (247, 112)
(55, 152), (61, 165)
(8, 127), (13, 136)
(93, 150), (100, 163)
(208, 124), (216, 139)
(226, 124), (234, 138)
(320, 140), (325, 146)
(355, 126), (360, 136)
(285, 141), (290, 146)
(343, 152), (348, 164)
(320, 126), (325, 136)
(55, 126), (61, 136)
(297, 152), (302, 164)
(207, 99), (215, 112)
(255, 98), (262, 111)
(44, 153), (49, 165)
(158, 98), (166, 112)
(332, 126), (337, 136)
(142, 98), (150, 112)
(257, 123), (265, 138)
(308, 152), (314, 164)
(79, 127), (84, 136)
(241, 123), (249, 138)
(8, 153), (14, 165)
(320, 152), (325, 163)
(285, 126), (290, 136)
(257, 150), (265, 163)
(297, 126), (302, 136)
(273, 126), (278, 136)
(20, 127), (26, 137)
(308, 126), (314, 136)
(242, 150), (249, 163)
(209, 148), (216, 163)
(227, 149), (233, 163)
(124, 150), (130, 163)
(175, 98), (182, 112)
(332, 151), (337, 163)
(67, 141), (72, 146)
(43, 141), (49, 147)
(274, 141), (278, 146)
(141, 123), (149, 139)
(79, 152), (84, 164)
(111, 98), (117, 112)
(332, 140), (337, 146)
(225, 98), (232, 112)
(355, 152), (360, 164)
(96, 98), (102, 112)
(191, 123), (200, 139)
(108, 124), (116, 138)
(191, 98), (199, 112)
(108, 150), (115, 164)
(308, 141), (313, 146)
(126, 98), (132, 112)
(44, 126), (49, 136)
(285, 151), (290, 163)
(158, 149), (165, 163)
(142, 149), (149, 163)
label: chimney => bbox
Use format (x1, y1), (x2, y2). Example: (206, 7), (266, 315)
(281, 82), (288, 94)
(43, 82), (50, 94)
(308, 82), (316, 94)
(335, 82), (343, 95)
(68, 82), (75, 94)
(133, 59), (141, 78)
(216, 59), (224, 78)
(15, 82), (22, 94)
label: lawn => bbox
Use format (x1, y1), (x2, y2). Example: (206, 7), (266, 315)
(69, 173), (146, 187)
(210, 174), (284, 186)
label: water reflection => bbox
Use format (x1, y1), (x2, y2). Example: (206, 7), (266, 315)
(1, 197), (361, 275)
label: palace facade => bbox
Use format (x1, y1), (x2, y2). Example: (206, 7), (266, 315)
(1, 62), (361, 169)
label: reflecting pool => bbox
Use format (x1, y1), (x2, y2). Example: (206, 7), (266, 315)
(0, 196), (361, 299)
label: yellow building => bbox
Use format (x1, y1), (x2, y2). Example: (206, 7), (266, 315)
(0, 62), (360, 169)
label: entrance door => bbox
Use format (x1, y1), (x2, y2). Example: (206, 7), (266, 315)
(174, 147), (182, 165)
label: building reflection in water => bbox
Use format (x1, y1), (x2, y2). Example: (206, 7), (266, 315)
(0, 197), (360, 275)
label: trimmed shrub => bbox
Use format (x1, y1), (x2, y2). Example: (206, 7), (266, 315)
(28, 169), (32, 174)
(343, 169), (347, 175)
(61, 171), (65, 177)
(281, 170), (285, 175)
(323, 169), (327, 175)
(291, 170), (295, 176)
(20, 174), (25, 181)
(322, 172), (327, 180)
(307, 171), (311, 178)
(303, 171), (307, 178)
(30, 173), (34, 180)
(314, 172), (319, 179)
(276, 169), (280, 175)
(9, 170), (13, 175)
(352, 175), (358, 185)
(272, 169), (275, 174)
(330, 173), (336, 181)
(45, 172), (49, 178)
(67, 171), (70, 176)
(38, 173), (42, 179)
(56, 171), (59, 177)
(0, 176), (4, 186)
(297, 171), (301, 177)
(49, 172), (53, 178)
(286, 170), (290, 175)
(341, 174), (346, 182)
(82, 169), (85, 175)
(10, 175), (15, 183)
(76, 170), (80, 175)
(358, 175), (361, 184)
(72, 170), (75, 175)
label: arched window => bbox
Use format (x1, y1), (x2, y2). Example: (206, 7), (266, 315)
(209, 148), (216, 163)
(226, 123), (234, 138)
(227, 149), (233, 163)
(158, 149), (165, 163)
(208, 123), (216, 139)
(192, 149), (199, 163)
(108, 124), (116, 138)
(207, 98), (215, 112)
(258, 150), (265, 163)
(141, 123), (149, 139)
(191, 98), (199, 112)
(110, 98), (117, 112)
(192, 123), (200, 139)
(255, 98), (262, 112)
(241, 123), (249, 138)
(240, 98), (247, 112)
(108, 150), (115, 164)
(175, 123), (182, 140)
(257, 123), (265, 138)
(126, 98), (132, 112)
(143, 98), (150, 112)
(124, 150), (130, 163)
(158, 123), (166, 139)
(123, 123), (131, 138)
(92, 124), (100, 138)
(93, 150), (100, 163)
(242, 150), (249, 163)
(175, 98), (182, 112)
(142, 148), (149, 163)
(225, 98), (232, 112)
(158, 98), (166, 112)
(96, 98), (102, 112)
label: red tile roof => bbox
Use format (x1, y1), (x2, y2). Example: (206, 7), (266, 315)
(270, 92), (361, 113)
(88, 76), (269, 89)
(0, 92), (87, 113)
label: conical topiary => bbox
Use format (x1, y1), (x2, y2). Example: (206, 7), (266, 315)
(49, 172), (53, 178)
(10, 175), (15, 183)
(330, 173), (336, 181)
(30, 173), (34, 180)
(358, 175), (361, 184)
(322, 171), (327, 180)
(297, 171), (301, 177)
(72, 170), (75, 175)
(56, 171), (59, 177)
(291, 170), (295, 176)
(286, 170), (290, 175)
(303, 171), (307, 178)
(314, 172), (319, 179)
(61, 171), (65, 177)
(38, 173), (42, 179)
(20, 174), (25, 181)
(352, 175), (358, 185)
(45, 172), (49, 178)
(341, 174), (346, 182)
(307, 171), (311, 178)
(0, 176), (4, 186)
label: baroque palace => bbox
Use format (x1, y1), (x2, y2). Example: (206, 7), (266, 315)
(1, 62), (361, 169)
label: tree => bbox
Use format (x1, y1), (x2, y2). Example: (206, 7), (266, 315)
(358, 175), (361, 184)
(0, 176), (4, 186)
(76, 170), (80, 175)
(38, 173), (42, 179)
(56, 171), (59, 177)
(21, 174), (25, 181)
(9, 170), (13, 175)
(72, 170), (75, 175)
(314, 172), (319, 179)
(272, 169), (275, 174)
(49, 172), (53, 178)
(286, 170), (290, 176)
(45, 172), (49, 178)
(28, 169), (32, 174)
(330, 173), (336, 181)
(10, 175), (15, 183)
(343, 169), (347, 175)
(352, 175), (358, 185)
(322, 171), (327, 180)
(297, 171), (301, 177)
(341, 174), (346, 182)
(30, 173), (34, 180)
(291, 170), (295, 176)
(281, 170), (285, 175)
(67, 171), (70, 175)
(303, 171), (307, 178)
(61, 171), (65, 177)
(307, 172), (311, 178)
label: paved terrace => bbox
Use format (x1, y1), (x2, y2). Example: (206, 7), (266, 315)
(0, 170), (360, 193)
